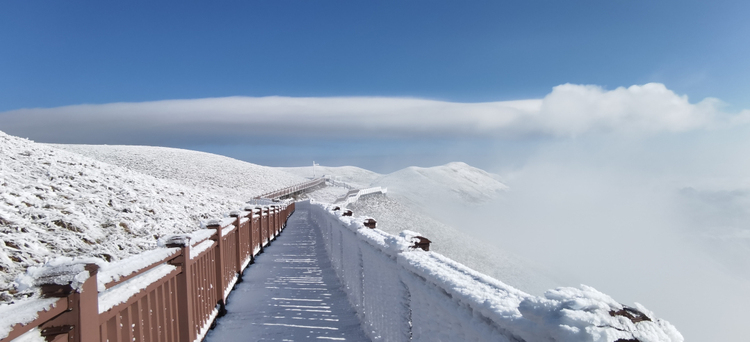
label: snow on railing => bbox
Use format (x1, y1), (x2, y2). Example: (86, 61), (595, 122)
(334, 186), (388, 206)
(301, 200), (684, 342)
(0, 202), (297, 342)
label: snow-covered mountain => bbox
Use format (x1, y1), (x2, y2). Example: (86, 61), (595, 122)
(0, 132), (303, 302)
(371, 162), (507, 208)
(281, 162), (507, 207)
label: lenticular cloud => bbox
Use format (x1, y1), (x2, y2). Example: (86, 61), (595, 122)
(0, 83), (739, 143)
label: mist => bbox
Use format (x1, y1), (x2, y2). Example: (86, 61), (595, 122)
(419, 128), (750, 341)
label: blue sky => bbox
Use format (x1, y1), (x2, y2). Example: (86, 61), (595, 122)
(2, 1), (749, 110)
(1, 1), (749, 172)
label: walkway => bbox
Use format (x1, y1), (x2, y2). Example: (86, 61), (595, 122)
(205, 208), (369, 342)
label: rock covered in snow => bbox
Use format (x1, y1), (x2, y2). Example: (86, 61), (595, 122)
(518, 285), (684, 342)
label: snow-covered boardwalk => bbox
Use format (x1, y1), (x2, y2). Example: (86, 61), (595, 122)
(205, 208), (369, 342)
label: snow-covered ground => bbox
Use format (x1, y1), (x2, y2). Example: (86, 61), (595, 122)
(284, 163), (562, 296)
(55, 144), (306, 201)
(1, 131), (303, 302)
(282, 162), (506, 207)
(307, 200), (682, 342)
(348, 194), (559, 295)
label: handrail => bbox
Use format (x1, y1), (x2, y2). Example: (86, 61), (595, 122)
(0, 200), (298, 342)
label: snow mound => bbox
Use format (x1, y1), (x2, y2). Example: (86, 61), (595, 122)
(519, 285), (684, 342)
(0, 130), (245, 301)
(54, 144), (306, 201)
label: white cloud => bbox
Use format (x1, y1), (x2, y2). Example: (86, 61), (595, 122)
(0, 83), (740, 143)
(534, 83), (722, 136)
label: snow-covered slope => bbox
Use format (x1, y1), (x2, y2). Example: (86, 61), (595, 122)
(281, 162), (507, 209)
(296, 163), (558, 295)
(54, 144), (306, 201)
(371, 162), (507, 207)
(348, 194), (559, 295)
(0, 132), (247, 301)
(279, 165), (380, 190)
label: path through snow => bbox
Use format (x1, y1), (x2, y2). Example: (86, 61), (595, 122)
(205, 208), (369, 342)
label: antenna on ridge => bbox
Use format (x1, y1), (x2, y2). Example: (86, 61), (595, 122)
(313, 161), (319, 178)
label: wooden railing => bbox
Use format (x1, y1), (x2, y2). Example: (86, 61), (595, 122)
(0, 202), (296, 342)
(254, 178), (325, 199)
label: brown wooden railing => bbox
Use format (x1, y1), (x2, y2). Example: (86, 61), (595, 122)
(0, 202), (296, 342)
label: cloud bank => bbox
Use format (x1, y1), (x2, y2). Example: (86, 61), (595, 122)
(0, 83), (744, 143)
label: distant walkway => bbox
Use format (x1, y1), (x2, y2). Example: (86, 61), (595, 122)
(205, 208), (369, 342)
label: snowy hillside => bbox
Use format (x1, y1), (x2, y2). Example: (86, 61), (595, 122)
(280, 162), (507, 208)
(55, 144), (306, 201)
(0, 131), (249, 301)
(290, 162), (558, 295)
(347, 194), (560, 295)
(372, 162), (507, 207)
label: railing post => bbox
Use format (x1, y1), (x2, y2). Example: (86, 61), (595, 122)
(254, 208), (262, 253)
(207, 221), (227, 313)
(282, 204), (287, 228)
(76, 266), (99, 342)
(257, 207), (265, 249)
(269, 206), (274, 238)
(230, 212), (243, 273)
(37, 263), (99, 342)
(262, 207), (269, 246)
(268, 206), (274, 240)
(280, 205), (284, 229)
(271, 205), (279, 240)
(244, 211), (253, 261)
(166, 235), (195, 342)
(243, 206), (255, 262)
(271, 206), (278, 238)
